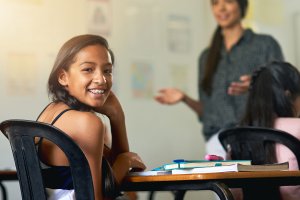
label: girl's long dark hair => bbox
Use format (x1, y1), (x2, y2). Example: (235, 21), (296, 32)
(241, 61), (300, 127)
(240, 61), (300, 163)
(201, 0), (248, 95)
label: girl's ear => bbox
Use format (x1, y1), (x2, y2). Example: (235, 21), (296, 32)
(58, 69), (68, 87)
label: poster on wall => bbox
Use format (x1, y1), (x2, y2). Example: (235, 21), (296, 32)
(167, 15), (191, 54)
(6, 53), (37, 96)
(170, 64), (189, 93)
(130, 62), (154, 99)
(87, 0), (112, 37)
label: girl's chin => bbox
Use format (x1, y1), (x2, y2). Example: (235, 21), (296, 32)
(90, 101), (105, 108)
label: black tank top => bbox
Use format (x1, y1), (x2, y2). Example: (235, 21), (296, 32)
(36, 103), (120, 199)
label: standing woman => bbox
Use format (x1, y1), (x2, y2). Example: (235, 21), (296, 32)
(37, 34), (146, 200)
(155, 0), (284, 156)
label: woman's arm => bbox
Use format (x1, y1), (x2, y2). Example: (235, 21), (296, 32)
(155, 88), (203, 116)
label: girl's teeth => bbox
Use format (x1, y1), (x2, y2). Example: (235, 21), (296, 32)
(90, 89), (104, 94)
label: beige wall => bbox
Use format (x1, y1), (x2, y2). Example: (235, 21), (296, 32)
(0, 0), (299, 199)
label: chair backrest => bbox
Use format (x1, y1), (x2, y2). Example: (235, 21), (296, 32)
(218, 126), (300, 200)
(0, 119), (95, 200)
(218, 126), (300, 165)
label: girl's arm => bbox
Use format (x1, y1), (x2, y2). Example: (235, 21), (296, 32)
(68, 112), (105, 200)
(94, 91), (129, 158)
(94, 92), (146, 183)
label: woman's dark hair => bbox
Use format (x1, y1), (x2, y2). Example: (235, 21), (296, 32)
(48, 34), (114, 111)
(240, 61), (300, 163)
(201, 0), (248, 95)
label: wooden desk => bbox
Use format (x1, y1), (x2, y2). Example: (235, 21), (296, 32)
(0, 170), (18, 200)
(122, 171), (300, 200)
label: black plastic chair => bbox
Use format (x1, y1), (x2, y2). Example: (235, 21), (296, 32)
(218, 126), (300, 200)
(0, 119), (95, 200)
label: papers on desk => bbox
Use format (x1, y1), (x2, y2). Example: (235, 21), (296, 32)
(128, 162), (289, 176)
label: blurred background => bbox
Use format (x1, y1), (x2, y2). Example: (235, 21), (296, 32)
(0, 0), (299, 199)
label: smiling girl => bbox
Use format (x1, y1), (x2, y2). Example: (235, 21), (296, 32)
(37, 34), (146, 200)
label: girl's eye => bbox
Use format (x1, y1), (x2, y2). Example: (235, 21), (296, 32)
(83, 67), (93, 72)
(104, 68), (113, 74)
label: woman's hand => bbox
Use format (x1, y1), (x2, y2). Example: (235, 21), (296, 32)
(228, 75), (251, 96)
(155, 88), (185, 105)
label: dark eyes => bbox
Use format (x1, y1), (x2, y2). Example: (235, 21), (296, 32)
(104, 68), (113, 74)
(83, 67), (93, 72)
(82, 66), (112, 74)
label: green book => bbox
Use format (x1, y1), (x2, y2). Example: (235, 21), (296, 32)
(160, 159), (252, 170)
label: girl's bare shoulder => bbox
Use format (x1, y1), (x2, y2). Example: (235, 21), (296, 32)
(55, 110), (105, 146)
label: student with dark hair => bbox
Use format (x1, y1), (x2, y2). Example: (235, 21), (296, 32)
(37, 34), (146, 200)
(240, 61), (300, 200)
(155, 0), (284, 157)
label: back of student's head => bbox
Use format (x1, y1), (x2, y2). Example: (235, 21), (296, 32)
(48, 34), (114, 110)
(240, 61), (300, 127)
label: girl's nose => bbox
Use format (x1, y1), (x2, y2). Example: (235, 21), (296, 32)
(93, 73), (106, 85)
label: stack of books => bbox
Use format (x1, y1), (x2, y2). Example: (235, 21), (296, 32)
(128, 159), (289, 176)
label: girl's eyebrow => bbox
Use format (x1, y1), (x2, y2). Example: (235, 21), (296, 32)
(79, 61), (113, 67)
(79, 61), (95, 66)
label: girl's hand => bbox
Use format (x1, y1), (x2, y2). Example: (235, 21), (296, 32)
(94, 91), (123, 120)
(112, 152), (146, 183)
(117, 152), (146, 171)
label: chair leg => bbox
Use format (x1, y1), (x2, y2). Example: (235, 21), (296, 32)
(148, 191), (155, 200)
(208, 182), (234, 200)
(0, 182), (7, 200)
(174, 190), (186, 200)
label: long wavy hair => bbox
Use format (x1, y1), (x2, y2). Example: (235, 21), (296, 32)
(201, 0), (248, 95)
(48, 34), (114, 111)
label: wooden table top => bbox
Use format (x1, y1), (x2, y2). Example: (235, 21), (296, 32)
(125, 170), (300, 182)
(0, 170), (18, 181)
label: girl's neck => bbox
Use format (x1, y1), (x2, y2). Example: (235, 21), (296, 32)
(222, 24), (244, 51)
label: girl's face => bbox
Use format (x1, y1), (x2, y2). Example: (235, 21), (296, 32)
(211, 0), (242, 29)
(59, 44), (113, 108)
